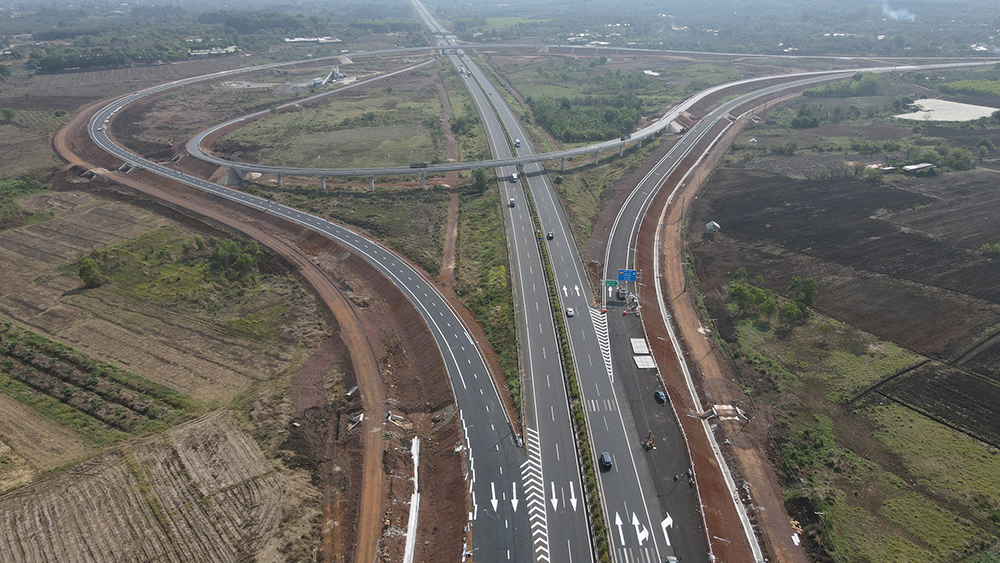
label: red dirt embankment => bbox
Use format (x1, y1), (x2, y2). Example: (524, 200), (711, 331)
(54, 101), (467, 563)
(636, 96), (810, 563)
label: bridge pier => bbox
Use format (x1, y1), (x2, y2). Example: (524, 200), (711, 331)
(594, 152), (599, 165)
(560, 157), (565, 173)
(619, 144), (624, 157)
(638, 138), (643, 148)
(321, 176), (326, 190)
(277, 174), (283, 187)
(420, 172), (426, 189)
(369, 176), (375, 192)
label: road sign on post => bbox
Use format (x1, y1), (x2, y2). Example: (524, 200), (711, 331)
(617, 269), (638, 282)
(605, 280), (619, 287)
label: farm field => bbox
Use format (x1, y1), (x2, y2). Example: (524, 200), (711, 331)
(0, 190), (323, 404)
(0, 411), (319, 563)
(688, 96), (1000, 559)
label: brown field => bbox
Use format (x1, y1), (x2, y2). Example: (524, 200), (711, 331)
(691, 168), (1000, 362)
(688, 102), (1000, 559)
(0, 394), (91, 487)
(0, 58), (252, 111)
(0, 411), (319, 563)
(0, 191), (321, 405)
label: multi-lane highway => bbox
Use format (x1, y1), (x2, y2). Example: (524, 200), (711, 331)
(411, 2), (594, 561)
(85, 14), (1000, 560)
(87, 76), (532, 563)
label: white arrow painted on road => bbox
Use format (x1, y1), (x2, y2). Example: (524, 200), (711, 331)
(632, 512), (649, 545)
(574, 285), (580, 297)
(511, 482), (519, 512)
(562, 285), (568, 297)
(661, 513), (674, 546)
(569, 481), (578, 511)
(490, 482), (499, 512)
(615, 512), (626, 546)
(607, 286), (613, 297)
(550, 482), (558, 511)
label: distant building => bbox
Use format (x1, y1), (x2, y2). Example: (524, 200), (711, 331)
(188, 46), (237, 56)
(902, 163), (935, 174)
(706, 221), (721, 234)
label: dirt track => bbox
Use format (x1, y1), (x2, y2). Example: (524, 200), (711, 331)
(53, 101), (466, 562)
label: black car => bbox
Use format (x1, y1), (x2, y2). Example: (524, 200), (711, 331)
(409, 162), (429, 168)
(599, 452), (613, 470)
(654, 390), (667, 404)
(546, 231), (554, 240)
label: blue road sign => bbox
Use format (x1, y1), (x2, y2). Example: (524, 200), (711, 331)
(617, 269), (638, 282)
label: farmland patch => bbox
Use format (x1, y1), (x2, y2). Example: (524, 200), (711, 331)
(0, 192), (323, 404)
(0, 411), (317, 562)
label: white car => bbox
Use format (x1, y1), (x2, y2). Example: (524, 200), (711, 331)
(566, 308), (575, 317)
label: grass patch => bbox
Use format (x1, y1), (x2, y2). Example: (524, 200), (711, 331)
(217, 84), (447, 168)
(221, 303), (288, 341)
(0, 177), (53, 231)
(456, 180), (519, 408)
(735, 314), (921, 402)
(871, 403), (1000, 509)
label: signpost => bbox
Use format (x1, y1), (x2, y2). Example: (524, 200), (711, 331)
(605, 280), (619, 287)
(617, 269), (638, 282)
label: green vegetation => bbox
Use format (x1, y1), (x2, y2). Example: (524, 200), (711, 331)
(980, 243), (1000, 257)
(6, 4), (427, 73)
(727, 269), (816, 327)
(456, 180), (519, 408)
(489, 56), (681, 144)
(0, 320), (202, 446)
(218, 85), (446, 168)
(275, 185), (448, 276)
(67, 227), (302, 351)
(74, 228), (264, 301)
(0, 177), (52, 231)
(723, 289), (999, 560)
(803, 72), (880, 98)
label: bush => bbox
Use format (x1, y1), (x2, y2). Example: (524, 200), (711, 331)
(78, 258), (104, 288)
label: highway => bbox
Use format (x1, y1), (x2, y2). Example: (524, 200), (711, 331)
(463, 48), (679, 563)
(85, 22), (1000, 561)
(87, 82), (531, 563)
(411, 1), (595, 561)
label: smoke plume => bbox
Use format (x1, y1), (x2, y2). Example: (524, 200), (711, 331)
(881, 1), (916, 21)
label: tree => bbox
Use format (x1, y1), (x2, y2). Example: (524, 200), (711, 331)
(78, 258), (104, 288)
(787, 276), (818, 308)
(780, 302), (803, 325)
(471, 168), (487, 192)
(0, 108), (13, 123)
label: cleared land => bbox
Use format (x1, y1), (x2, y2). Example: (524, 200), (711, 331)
(0, 411), (319, 563)
(688, 96), (1000, 560)
(0, 191), (320, 404)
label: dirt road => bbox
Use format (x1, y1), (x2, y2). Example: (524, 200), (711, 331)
(54, 108), (389, 563)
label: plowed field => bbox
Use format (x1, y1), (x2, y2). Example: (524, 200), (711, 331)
(0, 412), (316, 563)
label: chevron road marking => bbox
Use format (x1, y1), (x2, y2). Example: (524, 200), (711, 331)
(521, 427), (550, 562)
(590, 308), (615, 382)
